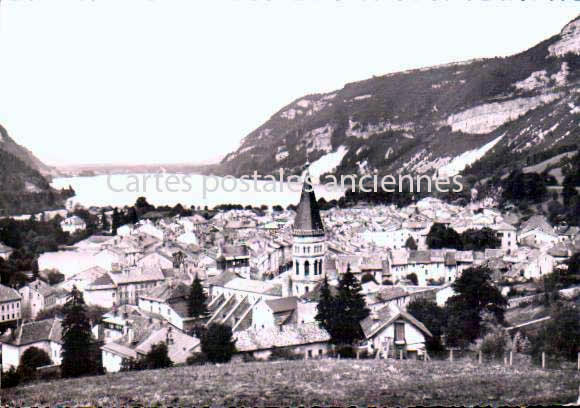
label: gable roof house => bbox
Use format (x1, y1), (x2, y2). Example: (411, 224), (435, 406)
(137, 281), (201, 332)
(60, 215), (87, 234)
(251, 297), (299, 330)
(518, 216), (559, 248)
(101, 324), (199, 373)
(0, 318), (63, 372)
(234, 322), (331, 360)
(18, 279), (64, 319)
(0, 284), (22, 326)
(360, 305), (432, 359)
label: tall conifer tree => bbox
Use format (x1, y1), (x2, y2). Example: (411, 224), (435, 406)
(188, 274), (209, 318)
(61, 286), (99, 378)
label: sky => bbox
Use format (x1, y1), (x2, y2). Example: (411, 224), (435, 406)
(0, 0), (577, 167)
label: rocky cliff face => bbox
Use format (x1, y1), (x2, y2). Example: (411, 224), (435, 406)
(218, 16), (579, 181)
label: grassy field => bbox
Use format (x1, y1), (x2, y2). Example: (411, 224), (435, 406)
(2, 359), (579, 406)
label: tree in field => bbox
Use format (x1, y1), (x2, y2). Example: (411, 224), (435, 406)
(531, 302), (580, 363)
(444, 266), (507, 347)
(188, 274), (209, 319)
(406, 298), (446, 353)
(316, 265), (370, 346)
(143, 342), (173, 369)
(200, 323), (236, 363)
(61, 286), (100, 378)
(404, 236), (418, 250)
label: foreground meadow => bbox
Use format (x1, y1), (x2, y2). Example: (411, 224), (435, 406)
(2, 359), (579, 406)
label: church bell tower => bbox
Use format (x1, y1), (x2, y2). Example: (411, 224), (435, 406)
(290, 166), (326, 296)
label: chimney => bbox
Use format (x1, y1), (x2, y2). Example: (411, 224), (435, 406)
(126, 322), (134, 344)
(166, 327), (174, 345)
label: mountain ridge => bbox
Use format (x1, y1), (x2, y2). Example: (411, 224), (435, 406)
(0, 125), (72, 215)
(218, 16), (579, 183)
(0, 124), (59, 178)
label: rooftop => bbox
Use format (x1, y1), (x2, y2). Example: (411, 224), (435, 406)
(235, 323), (330, 352)
(293, 173), (325, 237)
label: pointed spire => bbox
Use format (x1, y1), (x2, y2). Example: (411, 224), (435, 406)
(293, 162), (324, 237)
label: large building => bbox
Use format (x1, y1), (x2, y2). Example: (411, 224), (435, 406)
(0, 284), (21, 328)
(288, 169), (326, 297)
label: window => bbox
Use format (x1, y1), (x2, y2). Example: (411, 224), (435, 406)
(295, 262), (300, 275)
(304, 261), (310, 276)
(395, 322), (405, 342)
(308, 350), (312, 358)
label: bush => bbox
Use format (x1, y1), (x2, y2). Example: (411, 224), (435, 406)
(268, 347), (302, 361)
(2, 367), (21, 388)
(20, 346), (52, 370)
(186, 352), (208, 366)
(530, 302), (580, 363)
(142, 342), (173, 369)
(17, 346), (53, 382)
(479, 329), (512, 360)
(201, 324), (237, 364)
(242, 353), (258, 363)
(361, 273), (376, 284)
(406, 273), (418, 286)
(330, 345), (356, 359)
(512, 331), (531, 353)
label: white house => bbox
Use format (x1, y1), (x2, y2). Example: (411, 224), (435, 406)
(18, 280), (62, 319)
(0, 318), (63, 372)
(60, 215), (87, 234)
(0, 242), (13, 260)
(251, 297), (298, 330)
(360, 305), (432, 359)
(0, 284), (21, 325)
(135, 222), (164, 241)
(490, 222), (518, 252)
(60, 266), (108, 293)
(518, 216), (559, 248)
(137, 282), (197, 332)
(84, 266), (167, 308)
(176, 232), (199, 247)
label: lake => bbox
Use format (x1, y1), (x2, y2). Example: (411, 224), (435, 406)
(51, 173), (344, 209)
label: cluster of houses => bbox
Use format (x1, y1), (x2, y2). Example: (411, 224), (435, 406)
(0, 168), (578, 374)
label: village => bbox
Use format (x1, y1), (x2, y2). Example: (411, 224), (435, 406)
(0, 168), (579, 378)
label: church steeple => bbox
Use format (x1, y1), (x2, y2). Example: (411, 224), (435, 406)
(293, 168), (324, 237)
(290, 163), (326, 297)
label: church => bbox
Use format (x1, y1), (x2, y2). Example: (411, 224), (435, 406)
(206, 167), (329, 330)
(285, 167), (327, 297)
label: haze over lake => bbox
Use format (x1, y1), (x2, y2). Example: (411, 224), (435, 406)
(51, 173), (344, 209)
